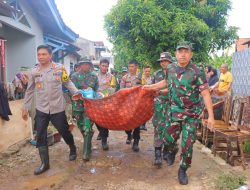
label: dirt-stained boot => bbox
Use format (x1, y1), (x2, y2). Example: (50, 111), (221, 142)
(102, 137), (109, 151)
(34, 146), (50, 175)
(132, 139), (140, 152)
(178, 167), (188, 185)
(82, 131), (93, 161)
(126, 134), (132, 144)
(69, 144), (77, 161)
(154, 147), (162, 166)
(163, 146), (176, 166)
(96, 133), (101, 140)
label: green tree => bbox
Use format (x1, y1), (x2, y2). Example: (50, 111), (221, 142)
(104, 0), (237, 70)
(208, 53), (233, 70)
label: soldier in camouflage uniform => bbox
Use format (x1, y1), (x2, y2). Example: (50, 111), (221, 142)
(71, 60), (99, 161)
(144, 42), (214, 185)
(120, 60), (142, 152)
(152, 52), (175, 167)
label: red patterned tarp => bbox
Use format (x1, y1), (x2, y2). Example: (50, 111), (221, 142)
(72, 86), (155, 130)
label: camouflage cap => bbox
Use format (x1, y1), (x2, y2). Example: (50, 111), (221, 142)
(176, 41), (193, 51)
(78, 59), (92, 65)
(121, 67), (128, 72)
(157, 52), (173, 62)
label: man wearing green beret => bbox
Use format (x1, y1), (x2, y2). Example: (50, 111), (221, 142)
(71, 59), (99, 161)
(144, 41), (214, 185)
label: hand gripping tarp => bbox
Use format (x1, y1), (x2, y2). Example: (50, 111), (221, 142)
(72, 86), (155, 130)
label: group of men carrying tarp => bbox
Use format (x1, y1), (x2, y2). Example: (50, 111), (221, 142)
(22, 42), (214, 185)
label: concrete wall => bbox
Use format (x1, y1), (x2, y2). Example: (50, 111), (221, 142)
(63, 54), (78, 74)
(0, 100), (29, 153)
(4, 25), (36, 82)
(76, 37), (95, 59)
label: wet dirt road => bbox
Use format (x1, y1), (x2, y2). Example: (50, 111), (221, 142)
(0, 122), (248, 190)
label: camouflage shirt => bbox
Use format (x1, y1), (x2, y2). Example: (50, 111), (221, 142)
(166, 62), (208, 121)
(120, 73), (141, 89)
(71, 71), (99, 111)
(152, 69), (168, 100)
(152, 69), (166, 84)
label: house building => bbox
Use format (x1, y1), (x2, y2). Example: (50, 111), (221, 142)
(0, 0), (80, 83)
(76, 37), (114, 70)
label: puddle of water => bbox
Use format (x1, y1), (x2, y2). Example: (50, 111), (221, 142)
(90, 167), (96, 174)
(106, 150), (125, 158)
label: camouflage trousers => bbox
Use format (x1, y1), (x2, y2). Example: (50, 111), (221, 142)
(164, 117), (200, 169)
(73, 110), (93, 135)
(152, 97), (169, 148)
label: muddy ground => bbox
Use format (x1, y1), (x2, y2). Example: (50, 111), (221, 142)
(1, 121), (250, 190)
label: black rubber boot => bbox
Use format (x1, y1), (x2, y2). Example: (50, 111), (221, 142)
(163, 147), (176, 166)
(132, 139), (140, 152)
(96, 133), (101, 140)
(69, 144), (77, 161)
(154, 147), (162, 166)
(178, 167), (188, 185)
(126, 134), (132, 144)
(82, 132), (93, 161)
(163, 146), (168, 161)
(102, 137), (109, 151)
(140, 124), (147, 131)
(34, 146), (50, 175)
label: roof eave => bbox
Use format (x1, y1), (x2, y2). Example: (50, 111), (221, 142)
(45, 0), (79, 41)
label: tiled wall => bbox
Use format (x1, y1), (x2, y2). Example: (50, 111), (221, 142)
(232, 48), (250, 96)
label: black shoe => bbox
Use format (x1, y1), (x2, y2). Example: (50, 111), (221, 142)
(102, 138), (109, 151)
(178, 167), (188, 185)
(34, 146), (50, 175)
(126, 135), (132, 144)
(96, 133), (101, 140)
(2, 116), (10, 121)
(69, 144), (77, 161)
(154, 147), (162, 166)
(132, 139), (140, 152)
